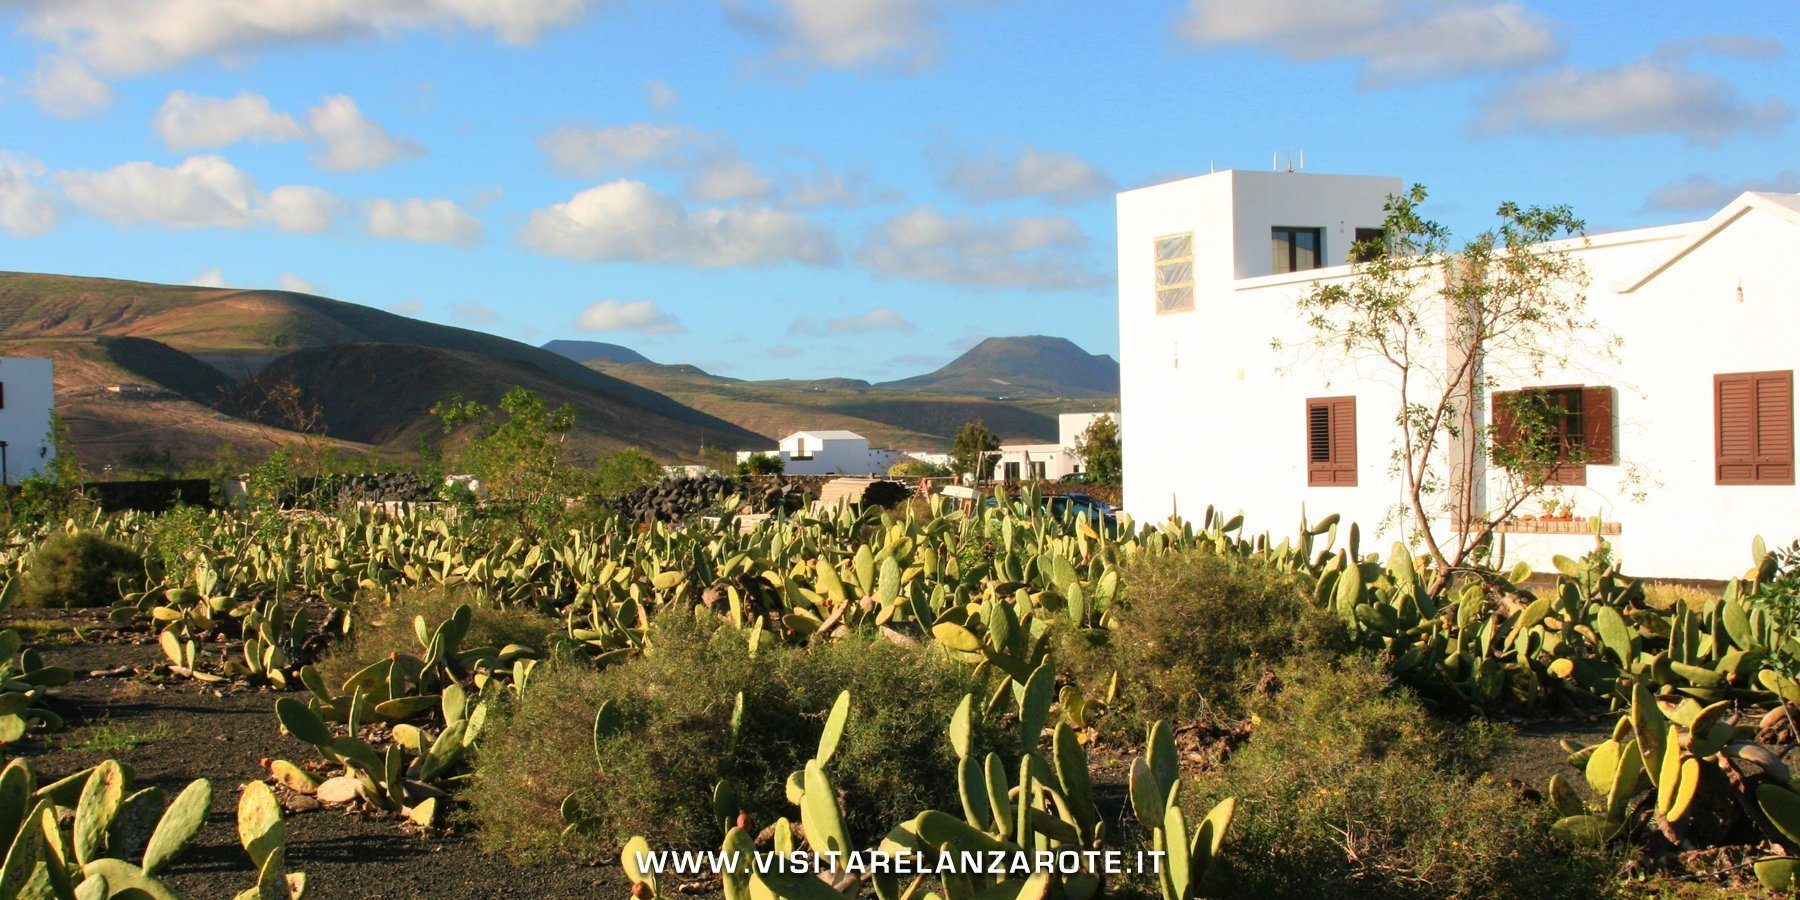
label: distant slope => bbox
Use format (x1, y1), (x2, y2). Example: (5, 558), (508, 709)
(541, 339), (651, 365)
(600, 363), (1116, 450)
(878, 336), (1118, 398)
(253, 343), (759, 460)
(0, 335), (371, 469)
(0, 272), (771, 459)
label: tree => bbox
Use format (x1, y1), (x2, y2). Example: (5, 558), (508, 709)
(1074, 414), (1121, 485)
(737, 453), (785, 476)
(1286, 184), (1612, 594)
(433, 387), (577, 506)
(950, 420), (1000, 481)
(594, 449), (664, 498)
(889, 460), (950, 478)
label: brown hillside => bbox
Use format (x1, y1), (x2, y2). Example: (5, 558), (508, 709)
(252, 343), (753, 461)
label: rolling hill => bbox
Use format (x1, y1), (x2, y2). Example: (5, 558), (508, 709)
(0, 272), (771, 465)
(590, 361), (1115, 450)
(878, 336), (1118, 398)
(541, 340), (652, 366)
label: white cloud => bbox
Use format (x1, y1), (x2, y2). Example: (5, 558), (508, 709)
(822, 308), (915, 333)
(185, 267), (229, 288)
(782, 169), (882, 208)
(519, 179), (838, 267)
(276, 272), (320, 294)
(263, 185), (343, 233)
(538, 123), (704, 176)
(943, 147), (1113, 205)
(1641, 170), (1800, 213)
(688, 158), (772, 202)
(308, 94), (423, 172)
(1475, 55), (1794, 145)
(153, 90), (305, 151)
(575, 299), (686, 334)
(16, 1), (601, 76)
(451, 302), (499, 324)
(1177, 0), (1559, 86)
(0, 152), (59, 238)
(366, 197), (483, 246)
(388, 300), (424, 316)
(28, 55), (114, 118)
(727, 0), (968, 73)
(857, 206), (1100, 290)
(769, 343), (802, 358)
(56, 154), (341, 232)
(644, 79), (679, 111)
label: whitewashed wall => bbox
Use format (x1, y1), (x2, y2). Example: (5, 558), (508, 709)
(0, 358), (54, 484)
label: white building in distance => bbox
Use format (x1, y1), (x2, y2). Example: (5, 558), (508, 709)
(739, 430), (907, 476)
(993, 412), (1120, 483)
(1117, 169), (1798, 579)
(0, 358), (56, 484)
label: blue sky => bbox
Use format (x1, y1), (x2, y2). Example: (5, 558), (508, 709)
(0, 1), (1795, 380)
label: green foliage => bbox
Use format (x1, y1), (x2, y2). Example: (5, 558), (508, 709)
(888, 460), (950, 478)
(1068, 551), (1348, 730)
(17, 531), (143, 609)
(950, 420), (1000, 480)
(432, 387), (578, 511)
(735, 453), (784, 476)
(315, 586), (557, 688)
(591, 449), (665, 498)
(469, 613), (987, 856)
(1749, 539), (1800, 680)
(1073, 414), (1121, 485)
(1186, 656), (1616, 899)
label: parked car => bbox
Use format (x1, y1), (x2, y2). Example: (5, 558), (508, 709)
(983, 491), (1117, 530)
(1058, 472), (1088, 484)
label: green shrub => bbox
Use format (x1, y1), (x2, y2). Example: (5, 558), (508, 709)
(466, 612), (993, 857)
(1184, 656), (1618, 899)
(16, 531), (144, 609)
(1063, 551), (1349, 732)
(315, 585), (558, 686)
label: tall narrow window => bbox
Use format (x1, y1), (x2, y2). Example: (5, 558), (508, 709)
(1716, 371), (1794, 485)
(1306, 396), (1356, 486)
(1272, 226), (1323, 274)
(1154, 232), (1194, 314)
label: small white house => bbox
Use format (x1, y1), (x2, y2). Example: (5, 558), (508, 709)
(1117, 168), (1800, 579)
(0, 358), (55, 484)
(739, 430), (900, 476)
(991, 412), (1120, 483)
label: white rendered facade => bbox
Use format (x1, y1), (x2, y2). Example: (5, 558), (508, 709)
(0, 358), (55, 484)
(1117, 169), (1800, 579)
(738, 430), (900, 476)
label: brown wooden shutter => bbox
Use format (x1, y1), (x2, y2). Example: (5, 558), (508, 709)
(1491, 390), (1519, 457)
(1717, 371), (1795, 485)
(1755, 372), (1794, 484)
(1582, 386), (1615, 465)
(1306, 397), (1356, 487)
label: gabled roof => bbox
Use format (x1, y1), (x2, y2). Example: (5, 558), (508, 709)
(787, 430), (866, 441)
(1616, 191), (1800, 293)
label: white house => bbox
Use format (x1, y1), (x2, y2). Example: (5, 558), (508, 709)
(739, 430), (902, 476)
(1118, 168), (1799, 579)
(0, 358), (56, 484)
(992, 412), (1120, 483)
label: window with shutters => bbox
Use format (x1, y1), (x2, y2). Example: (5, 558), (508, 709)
(1305, 396), (1356, 487)
(1715, 370), (1794, 485)
(1154, 232), (1194, 314)
(1491, 385), (1615, 486)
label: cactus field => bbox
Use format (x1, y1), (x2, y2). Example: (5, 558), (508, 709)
(0, 484), (1794, 896)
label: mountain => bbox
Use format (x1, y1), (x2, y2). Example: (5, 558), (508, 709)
(540, 340), (652, 365)
(0, 272), (770, 465)
(878, 336), (1118, 398)
(596, 363), (1114, 451)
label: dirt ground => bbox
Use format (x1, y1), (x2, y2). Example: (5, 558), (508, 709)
(7, 611), (625, 899)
